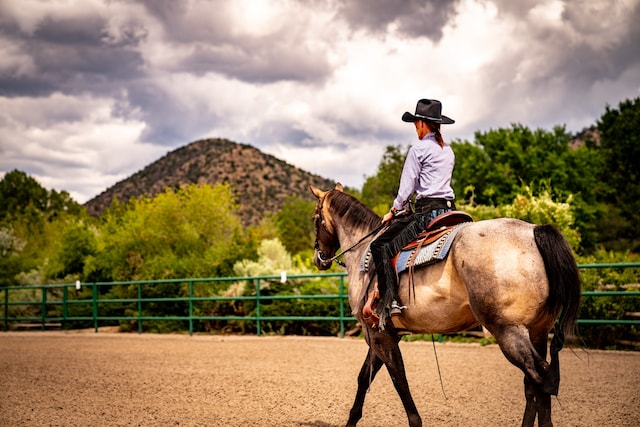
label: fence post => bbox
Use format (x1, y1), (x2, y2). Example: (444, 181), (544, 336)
(189, 280), (194, 336)
(3, 287), (8, 332)
(339, 275), (345, 338)
(137, 283), (142, 334)
(256, 278), (261, 336)
(41, 287), (47, 331)
(92, 283), (98, 333)
(63, 286), (68, 328)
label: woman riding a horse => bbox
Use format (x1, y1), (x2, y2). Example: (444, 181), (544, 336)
(309, 99), (580, 427)
(372, 98), (456, 327)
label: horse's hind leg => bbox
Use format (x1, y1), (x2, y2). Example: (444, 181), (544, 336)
(526, 329), (553, 427)
(346, 347), (384, 427)
(522, 376), (552, 427)
(493, 325), (553, 427)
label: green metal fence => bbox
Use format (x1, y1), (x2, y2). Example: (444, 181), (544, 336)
(2, 264), (639, 337)
(1, 273), (354, 336)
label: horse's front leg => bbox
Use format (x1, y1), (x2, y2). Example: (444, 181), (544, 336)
(346, 347), (384, 427)
(370, 330), (422, 427)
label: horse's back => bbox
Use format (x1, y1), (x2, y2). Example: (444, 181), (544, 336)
(451, 218), (551, 329)
(453, 218), (540, 267)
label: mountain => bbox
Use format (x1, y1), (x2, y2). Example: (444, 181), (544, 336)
(569, 125), (601, 149)
(84, 138), (336, 225)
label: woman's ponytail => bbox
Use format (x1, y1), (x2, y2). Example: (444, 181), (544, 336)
(434, 124), (444, 148)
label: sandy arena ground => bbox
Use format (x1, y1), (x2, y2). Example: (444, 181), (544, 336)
(1, 331), (639, 427)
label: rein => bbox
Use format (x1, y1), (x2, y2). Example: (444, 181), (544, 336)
(316, 223), (387, 267)
(314, 190), (386, 268)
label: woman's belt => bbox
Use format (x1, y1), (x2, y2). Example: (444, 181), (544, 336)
(414, 197), (455, 212)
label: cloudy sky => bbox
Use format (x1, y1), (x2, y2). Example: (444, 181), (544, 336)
(1, 0), (639, 204)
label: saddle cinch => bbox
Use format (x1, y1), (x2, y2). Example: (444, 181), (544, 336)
(362, 211), (473, 328)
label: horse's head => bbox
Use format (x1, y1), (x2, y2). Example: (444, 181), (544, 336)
(310, 183), (344, 270)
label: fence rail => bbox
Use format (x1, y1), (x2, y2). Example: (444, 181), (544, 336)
(2, 264), (639, 337)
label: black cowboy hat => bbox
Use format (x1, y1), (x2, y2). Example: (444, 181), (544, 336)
(402, 99), (454, 124)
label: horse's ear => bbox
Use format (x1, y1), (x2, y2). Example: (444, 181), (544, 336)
(335, 183), (344, 192)
(309, 185), (326, 200)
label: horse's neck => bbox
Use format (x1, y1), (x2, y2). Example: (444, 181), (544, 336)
(335, 222), (375, 276)
(333, 221), (375, 315)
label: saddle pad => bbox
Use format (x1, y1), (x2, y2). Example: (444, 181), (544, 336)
(360, 222), (469, 274)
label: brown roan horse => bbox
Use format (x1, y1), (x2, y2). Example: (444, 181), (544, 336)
(310, 184), (581, 427)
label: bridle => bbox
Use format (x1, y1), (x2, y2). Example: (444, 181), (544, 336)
(313, 191), (386, 268)
(313, 192), (342, 267)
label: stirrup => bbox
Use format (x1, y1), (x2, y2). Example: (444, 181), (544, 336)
(390, 300), (406, 316)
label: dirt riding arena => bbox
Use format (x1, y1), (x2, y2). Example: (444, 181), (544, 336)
(1, 332), (639, 427)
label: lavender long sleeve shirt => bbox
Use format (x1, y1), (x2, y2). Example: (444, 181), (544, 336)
(392, 132), (455, 211)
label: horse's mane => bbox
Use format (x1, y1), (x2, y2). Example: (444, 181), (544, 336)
(327, 190), (381, 233)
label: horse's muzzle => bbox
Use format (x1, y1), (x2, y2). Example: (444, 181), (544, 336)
(314, 250), (332, 270)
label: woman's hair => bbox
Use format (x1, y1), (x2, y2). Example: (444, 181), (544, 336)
(424, 121), (445, 147)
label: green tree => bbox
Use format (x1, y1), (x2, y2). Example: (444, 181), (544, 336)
(459, 125), (575, 205)
(44, 220), (98, 280)
(87, 183), (245, 281)
(361, 144), (407, 214)
(597, 97), (640, 249)
(0, 170), (48, 222)
(275, 196), (315, 255)
(451, 124), (609, 253)
(0, 225), (27, 286)
(450, 140), (490, 203)
(0, 170), (88, 286)
(0, 170), (83, 223)
(561, 139), (605, 251)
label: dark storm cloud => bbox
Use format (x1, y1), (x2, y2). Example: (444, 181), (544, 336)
(328, 114), (403, 143)
(0, 76), (54, 97)
(491, 0), (640, 86)
(339, 0), (459, 40)
(559, 2), (640, 81)
(254, 120), (313, 147)
(124, 81), (222, 146)
(461, 0), (640, 132)
(178, 40), (332, 84)
(0, 6), (145, 98)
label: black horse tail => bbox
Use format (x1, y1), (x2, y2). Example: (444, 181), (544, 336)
(533, 224), (581, 341)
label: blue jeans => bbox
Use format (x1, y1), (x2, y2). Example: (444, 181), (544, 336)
(427, 207), (452, 222)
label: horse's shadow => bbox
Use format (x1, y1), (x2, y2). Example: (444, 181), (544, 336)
(297, 422), (339, 427)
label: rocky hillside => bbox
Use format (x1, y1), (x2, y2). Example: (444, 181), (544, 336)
(84, 138), (336, 225)
(569, 125), (601, 149)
